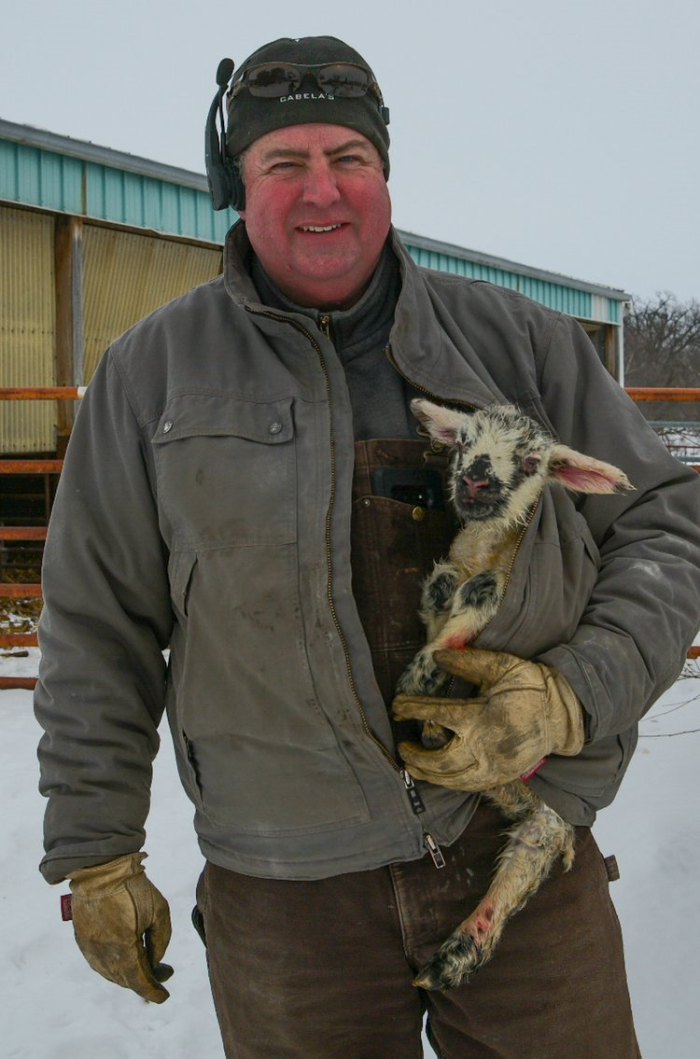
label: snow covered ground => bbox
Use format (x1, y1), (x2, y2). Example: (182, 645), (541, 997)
(2, 646), (699, 1058)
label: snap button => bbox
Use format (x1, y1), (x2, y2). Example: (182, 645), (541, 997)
(362, 498), (371, 508)
(162, 421), (173, 433)
(268, 421), (283, 435)
(412, 506), (426, 522)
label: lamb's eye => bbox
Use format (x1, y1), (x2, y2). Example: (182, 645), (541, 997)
(521, 454), (541, 474)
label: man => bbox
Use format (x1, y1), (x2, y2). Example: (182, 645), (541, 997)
(35, 35), (700, 1059)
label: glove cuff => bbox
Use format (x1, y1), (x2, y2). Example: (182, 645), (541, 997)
(68, 852), (146, 895)
(543, 666), (585, 756)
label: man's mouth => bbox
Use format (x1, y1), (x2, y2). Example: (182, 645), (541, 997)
(298, 224), (344, 233)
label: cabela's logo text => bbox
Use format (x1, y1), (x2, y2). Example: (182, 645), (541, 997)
(279, 92), (335, 103)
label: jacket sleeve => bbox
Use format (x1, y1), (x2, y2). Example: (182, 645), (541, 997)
(535, 314), (700, 742)
(35, 350), (173, 884)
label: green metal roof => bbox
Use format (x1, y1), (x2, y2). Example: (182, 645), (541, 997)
(0, 118), (630, 324)
(402, 234), (624, 324)
(0, 120), (234, 244)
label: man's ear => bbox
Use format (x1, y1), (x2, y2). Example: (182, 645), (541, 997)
(547, 445), (634, 495)
(410, 399), (468, 446)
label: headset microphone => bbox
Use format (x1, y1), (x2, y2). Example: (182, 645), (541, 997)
(205, 58), (243, 211)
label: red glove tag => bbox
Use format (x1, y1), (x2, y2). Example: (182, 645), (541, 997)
(60, 893), (73, 921)
(520, 757), (546, 782)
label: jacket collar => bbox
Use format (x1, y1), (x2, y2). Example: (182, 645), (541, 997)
(387, 231), (508, 408)
(249, 243), (399, 362)
(223, 221), (505, 409)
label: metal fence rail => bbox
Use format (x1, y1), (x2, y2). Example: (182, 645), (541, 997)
(1, 385), (699, 691)
(625, 387), (700, 402)
(0, 387), (87, 400)
(1, 388), (83, 684)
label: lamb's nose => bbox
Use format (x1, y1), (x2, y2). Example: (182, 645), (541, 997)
(469, 457), (490, 478)
(461, 456), (491, 497)
(462, 474), (490, 498)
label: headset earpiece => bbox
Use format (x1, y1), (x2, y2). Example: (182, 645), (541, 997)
(230, 165), (245, 213)
(204, 58), (246, 211)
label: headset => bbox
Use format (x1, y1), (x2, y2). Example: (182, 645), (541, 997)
(204, 58), (244, 212)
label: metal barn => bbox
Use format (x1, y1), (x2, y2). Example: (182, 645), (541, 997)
(0, 117), (630, 458)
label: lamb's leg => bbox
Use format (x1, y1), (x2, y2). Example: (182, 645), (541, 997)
(396, 645), (452, 697)
(413, 784), (575, 991)
(395, 652), (456, 747)
(395, 565), (459, 745)
(403, 571), (503, 747)
(419, 563), (461, 639)
(397, 567), (499, 698)
(437, 571), (502, 650)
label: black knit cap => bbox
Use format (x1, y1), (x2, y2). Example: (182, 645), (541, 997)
(226, 36), (390, 177)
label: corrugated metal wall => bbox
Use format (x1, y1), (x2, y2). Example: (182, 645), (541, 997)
(0, 206), (55, 452)
(82, 225), (222, 380)
(405, 244), (594, 320)
(84, 165), (230, 245)
(1, 205), (223, 452)
(591, 293), (621, 324)
(0, 137), (234, 245)
(0, 139), (84, 216)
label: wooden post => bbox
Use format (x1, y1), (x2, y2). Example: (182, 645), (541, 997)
(604, 323), (619, 380)
(54, 216), (83, 455)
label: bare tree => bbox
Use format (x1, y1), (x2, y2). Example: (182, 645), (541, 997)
(624, 293), (700, 422)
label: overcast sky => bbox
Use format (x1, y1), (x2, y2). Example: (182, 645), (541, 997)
(2, 0), (698, 302)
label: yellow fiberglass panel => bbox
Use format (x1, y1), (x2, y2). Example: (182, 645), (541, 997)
(0, 206), (56, 453)
(82, 225), (222, 381)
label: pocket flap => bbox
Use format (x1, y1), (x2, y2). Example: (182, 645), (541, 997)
(152, 393), (293, 445)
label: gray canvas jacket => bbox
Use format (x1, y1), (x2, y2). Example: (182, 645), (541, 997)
(36, 224), (700, 884)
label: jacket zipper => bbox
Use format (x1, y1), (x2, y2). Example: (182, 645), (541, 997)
(501, 499), (540, 599)
(244, 311), (496, 865)
(384, 339), (486, 862)
(245, 307), (399, 770)
(318, 313), (331, 339)
(321, 320), (447, 859)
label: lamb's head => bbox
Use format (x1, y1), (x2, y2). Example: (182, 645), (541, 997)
(411, 399), (633, 527)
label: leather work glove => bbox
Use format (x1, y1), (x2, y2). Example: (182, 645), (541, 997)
(393, 648), (585, 791)
(67, 852), (173, 1003)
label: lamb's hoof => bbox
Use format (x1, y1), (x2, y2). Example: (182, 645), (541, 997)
(412, 933), (481, 992)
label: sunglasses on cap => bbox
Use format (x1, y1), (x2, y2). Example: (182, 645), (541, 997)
(231, 61), (386, 106)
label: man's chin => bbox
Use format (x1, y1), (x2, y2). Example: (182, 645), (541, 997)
(279, 262), (373, 309)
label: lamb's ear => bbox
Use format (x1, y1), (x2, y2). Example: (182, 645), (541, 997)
(547, 445), (634, 495)
(410, 398), (468, 446)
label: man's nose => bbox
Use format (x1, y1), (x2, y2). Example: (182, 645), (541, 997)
(302, 163), (341, 207)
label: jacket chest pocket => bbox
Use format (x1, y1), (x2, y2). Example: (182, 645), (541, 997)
(152, 393), (296, 547)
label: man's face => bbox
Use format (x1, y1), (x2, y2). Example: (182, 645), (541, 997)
(238, 123), (391, 309)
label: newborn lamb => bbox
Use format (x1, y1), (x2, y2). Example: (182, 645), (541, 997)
(396, 399), (633, 991)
